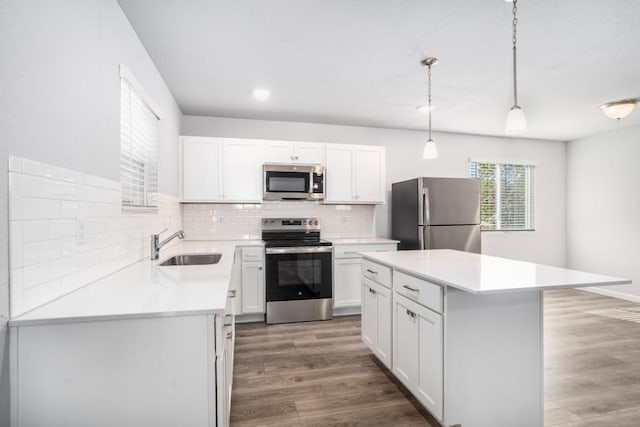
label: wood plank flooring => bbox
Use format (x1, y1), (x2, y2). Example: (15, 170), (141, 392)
(230, 290), (640, 426)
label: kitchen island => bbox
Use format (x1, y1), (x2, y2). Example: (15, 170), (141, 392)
(359, 249), (630, 427)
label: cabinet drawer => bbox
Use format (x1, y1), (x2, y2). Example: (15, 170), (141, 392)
(242, 246), (264, 262)
(362, 259), (392, 288)
(393, 270), (443, 313)
(334, 244), (397, 259)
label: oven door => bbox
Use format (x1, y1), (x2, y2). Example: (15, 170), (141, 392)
(265, 246), (332, 302)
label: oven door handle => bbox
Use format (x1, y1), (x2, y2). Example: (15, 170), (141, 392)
(265, 246), (333, 255)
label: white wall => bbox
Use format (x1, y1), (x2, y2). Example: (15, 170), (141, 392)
(567, 125), (640, 301)
(182, 115), (567, 267)
(0, 1), (183, 424)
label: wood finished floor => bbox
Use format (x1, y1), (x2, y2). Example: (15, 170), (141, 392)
(230, 289), (640, 426)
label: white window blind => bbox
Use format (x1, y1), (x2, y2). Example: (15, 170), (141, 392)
(469, 161), (535, 231)
(120, 73), (159, 210)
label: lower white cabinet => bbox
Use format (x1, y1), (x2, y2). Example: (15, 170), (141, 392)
(241, 261), (265, 313)
(10, 311), (235, 427)
(239, 247), (265, 315)
(361, 277), (392, 368)
(333, 242), (397, 310)
(393, 293), (443, 421)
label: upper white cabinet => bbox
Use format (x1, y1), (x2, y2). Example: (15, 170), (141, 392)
(264, 141), (325, 164)
(181, 136), (263, 203)
(325, 144), (385, 204)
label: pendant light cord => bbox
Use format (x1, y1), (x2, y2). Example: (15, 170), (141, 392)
(512, 0), (519, 107)
(428, 63), (432, 140)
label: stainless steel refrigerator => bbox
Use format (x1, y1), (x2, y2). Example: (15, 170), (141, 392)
(391, 177), (481, 253)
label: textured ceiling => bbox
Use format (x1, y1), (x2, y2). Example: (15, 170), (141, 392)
(118, 0), (640, 141)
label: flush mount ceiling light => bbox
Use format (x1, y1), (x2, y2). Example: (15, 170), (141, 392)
(600, 99), (638, 121)
(421, 57), (438, 159)
(252, 88), (271, 101)
(505, 0), (527, 135)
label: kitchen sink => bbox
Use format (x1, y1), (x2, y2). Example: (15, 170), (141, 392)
(159, 253), (222, 266)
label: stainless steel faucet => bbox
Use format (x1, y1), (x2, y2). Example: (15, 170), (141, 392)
(151, 229), (186, 260)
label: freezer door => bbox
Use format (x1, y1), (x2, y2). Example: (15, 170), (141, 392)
(422, 178), (480, 226)
(392, 179), (422, 250)
(425, 225), (481, 253)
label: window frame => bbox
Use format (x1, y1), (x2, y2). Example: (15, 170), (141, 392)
(469, 159), (536, 232)
(119, 64), (162, 213)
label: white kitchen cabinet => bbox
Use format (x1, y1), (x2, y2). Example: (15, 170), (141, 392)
(181, 136), (263, 203)
(11, 312), (235, 427)
(241, 261), (264, 313)
(333, 242), (397, 310)
(182, 136), (222, 200)
(393, 293), (443, 421)
(325, 144), (385, 204)
(361, 277), (392, 369)
(264, 140), (325, 164)
(239, 247), (265, 315)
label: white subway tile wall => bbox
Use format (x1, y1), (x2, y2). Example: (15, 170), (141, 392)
(8, 156), (182, 317)
(183, 201), (376, 240)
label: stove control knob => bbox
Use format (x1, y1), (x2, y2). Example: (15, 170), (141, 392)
(314, 220), (319, 225)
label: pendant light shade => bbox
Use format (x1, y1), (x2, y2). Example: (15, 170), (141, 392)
(421, 57), (438, 159)
(505, 0), (527, 135)
(423, 139), (438, 159)
(505, 105), (527, 134)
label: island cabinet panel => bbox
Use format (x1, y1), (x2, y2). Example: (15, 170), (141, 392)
(360, 276), (392, 369)
(393, 293), (443, 421)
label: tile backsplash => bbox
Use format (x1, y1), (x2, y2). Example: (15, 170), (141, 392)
(183, 201), (376, 240)
(8, 156), (182, 317)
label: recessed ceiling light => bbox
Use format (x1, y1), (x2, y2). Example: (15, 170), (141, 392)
(416, 105), (434, 114)
(252, 88), (271, 101)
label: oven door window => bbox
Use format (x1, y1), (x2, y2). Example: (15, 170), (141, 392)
(265, 171), (310, 193)
(266, 252), (332, 301)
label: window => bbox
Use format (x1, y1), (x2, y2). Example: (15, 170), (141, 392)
(469, 160), (535, 231)
(120, 65), (160, 210)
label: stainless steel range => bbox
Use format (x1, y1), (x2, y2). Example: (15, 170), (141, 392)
(262, 217), (333, 324)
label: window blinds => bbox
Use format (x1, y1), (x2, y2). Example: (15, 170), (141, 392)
(469, 161), (535, 231)
(120, 77), (159, 210)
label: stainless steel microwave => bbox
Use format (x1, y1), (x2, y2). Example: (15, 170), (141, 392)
(263, 164), (325, 201)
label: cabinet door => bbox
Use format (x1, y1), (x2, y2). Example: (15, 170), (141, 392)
(361, 278), (377, 351)
(355, 145), (385, 203)
(182, 137), (222, 201)
(294, 142), (325, 164)
(416, 306), (444, 421)
(264, 140), (295, 163)
(222, 140), (263, 202)
(325, 144), (355, 203)
(375, 284), (392, 369)
(393, 294), (419, 389)
(334, 258), (362, 308)
(241, 261), (265, 313)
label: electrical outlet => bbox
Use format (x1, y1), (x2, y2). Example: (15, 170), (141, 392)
(75, 218), (85, 244)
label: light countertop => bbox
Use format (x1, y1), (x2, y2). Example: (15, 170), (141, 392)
(327, 237), (399, 245)
(10, 240), (264, 326)
(360, 249), (630, 294)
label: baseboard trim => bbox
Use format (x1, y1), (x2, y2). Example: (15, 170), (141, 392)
(582, 287), (640, 304)
(333, 306), (361, 316)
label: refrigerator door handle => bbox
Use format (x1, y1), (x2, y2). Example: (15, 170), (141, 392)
(423, 188), (430, 227)
(418, 225), (424, 249)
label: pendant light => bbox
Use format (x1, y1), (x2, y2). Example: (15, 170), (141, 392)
(422, 57), (438, 159)
(505, 0), (527, 135)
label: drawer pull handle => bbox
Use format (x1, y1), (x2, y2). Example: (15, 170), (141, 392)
(258, 266), (263, 270)
(366, 269), (378, 275)
(228, 290), (236, 298)
(344, 251), (358, 255)
(245, 253), (258, 257)
(369, 288), (376, 294)
(226, 332), (233, 340)
(224, 314), (233, 326)
(403, 285), (419, 292)
(406, 309), (416, 318)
